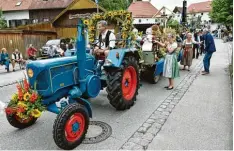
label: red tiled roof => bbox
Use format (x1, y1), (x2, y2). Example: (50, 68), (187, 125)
(0, 0), (73, 11)
(188, 1), (212, 13)
(29, 0), (73, 10)
(128, 1), (160, 18)
(0, 0), (33, 11)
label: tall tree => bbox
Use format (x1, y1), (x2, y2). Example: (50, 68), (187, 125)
(210, 0), (233, 26)
(96, 0), (132, 11)
(0, 10), (6, 29)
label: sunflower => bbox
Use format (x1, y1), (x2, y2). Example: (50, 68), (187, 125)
(31, 109), (42, 118)
(17, 101), (28, 110)
(108, 12), (113, 17)
(23, 92), (31, 101)
(113, 11), (118, 16)
(83, 20), (89, 25)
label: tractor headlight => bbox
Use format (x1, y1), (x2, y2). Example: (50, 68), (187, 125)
(27, 68), (34, 78)
(104, 59), (113, 66)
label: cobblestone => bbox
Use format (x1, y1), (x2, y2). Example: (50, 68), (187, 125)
(145, 119), (155, 124)
(156, 107), (164, 112)
(121, 142), (138, 150)
(138, 127), (148, 134)
(161, 111), (170, 116)
(155, 118), (166, 125)
(133, 132), (144, 138)
(142, 132), (155, 141)
(138, 139), (150, 147)
(160, 105), (167, 109)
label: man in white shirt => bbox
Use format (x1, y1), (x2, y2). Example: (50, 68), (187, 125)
(93, 20), (116, 58)
(11, 49), (26, 71)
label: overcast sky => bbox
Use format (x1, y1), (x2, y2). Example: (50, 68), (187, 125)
(143, 0), (211, 10)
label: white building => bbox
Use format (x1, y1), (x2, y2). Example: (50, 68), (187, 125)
(128, 0), (162, 32)
(187, 0), (217, 29)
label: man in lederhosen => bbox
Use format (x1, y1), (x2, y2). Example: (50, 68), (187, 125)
(93, 20), (116, 58)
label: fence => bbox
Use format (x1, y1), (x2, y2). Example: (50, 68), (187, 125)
(0, 30), (57, 58)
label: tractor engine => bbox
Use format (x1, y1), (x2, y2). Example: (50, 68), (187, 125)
(26, 55), (101, 104)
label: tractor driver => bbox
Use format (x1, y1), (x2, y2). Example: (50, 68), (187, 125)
(93, 20), (116, 58)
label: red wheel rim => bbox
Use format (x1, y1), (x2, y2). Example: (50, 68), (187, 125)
(121, 66), (137, 101)
(65, 113), (85, 142)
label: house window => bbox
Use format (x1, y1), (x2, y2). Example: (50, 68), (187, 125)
(201, 13), (203, 15)
(193, 14), (196, 16)
(139, 19), (141, 23)
(16, 2), (22, 6)
(43, 18), (49, 22)
(33, 19), (38, 24)
(155, 19), (158, 22)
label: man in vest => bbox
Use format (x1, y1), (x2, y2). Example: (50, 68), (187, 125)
(93, 20), (116, 58)
(12, 49), (26, 71)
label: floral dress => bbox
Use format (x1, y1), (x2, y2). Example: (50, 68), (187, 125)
(163, 42), (180, 79)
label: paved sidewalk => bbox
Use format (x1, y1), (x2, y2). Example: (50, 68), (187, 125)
(147, 39), (233, 150)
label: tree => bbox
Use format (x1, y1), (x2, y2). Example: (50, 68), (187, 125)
(0, 10), (6, 29)
(96, 0), (132, 11)
(210, 0), (233, 26)
(167, 19), (180, 32)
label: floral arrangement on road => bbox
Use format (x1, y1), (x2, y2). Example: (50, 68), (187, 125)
(4, 79), (45, 120)
(83, 10), (134, 47)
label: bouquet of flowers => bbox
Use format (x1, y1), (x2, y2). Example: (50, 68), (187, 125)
(5, 79), (45, 120)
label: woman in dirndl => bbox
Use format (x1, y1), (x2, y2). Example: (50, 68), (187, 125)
(155, 34), (179, 90)
(181, 33), (199, 71)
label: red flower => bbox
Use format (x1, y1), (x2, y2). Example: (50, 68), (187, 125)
(30, 93), (38, 103)
(23, 79), (30, 92)
(5, 108), (15, 115)
(18, 92), (23, 101)
(17, 84), (22, 92)
(17, 107), (25, 113)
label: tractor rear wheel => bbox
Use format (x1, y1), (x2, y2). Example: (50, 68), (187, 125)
(53, 103), (89, 150)
(106, 56), (139, 110)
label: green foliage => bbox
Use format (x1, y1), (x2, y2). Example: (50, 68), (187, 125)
(0, 9), (6, 29)
(210, 0), (233, 26)
(167, 19), (181, 32)
(96, 0), (132, 11)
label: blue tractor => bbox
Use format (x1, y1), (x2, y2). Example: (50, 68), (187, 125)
(6, 19), (140, 150)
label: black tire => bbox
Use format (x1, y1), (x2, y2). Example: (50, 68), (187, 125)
(6, 101), (37, 129)
(106, 55), (139, 110)
(53, 103), (89, 150)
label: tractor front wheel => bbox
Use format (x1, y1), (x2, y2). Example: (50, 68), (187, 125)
(106, 56), (139, 110)
(53, 103), (89, 150)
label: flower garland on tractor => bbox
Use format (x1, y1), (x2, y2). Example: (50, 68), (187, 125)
(83, 10), (136, 47)
(5, 79), (45, 120)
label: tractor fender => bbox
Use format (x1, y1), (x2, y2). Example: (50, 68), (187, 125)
(104, 48), (140, 68)
(155, 58), (164, 76)
(69, 98), (92, 118)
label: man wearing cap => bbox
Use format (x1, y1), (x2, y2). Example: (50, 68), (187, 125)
(202, 28), (216, 75)
(93, 20), (116, 58)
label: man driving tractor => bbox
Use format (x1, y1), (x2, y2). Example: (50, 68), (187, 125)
(93, 20), (116, 58)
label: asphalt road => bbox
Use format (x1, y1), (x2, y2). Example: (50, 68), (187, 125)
(0, 39), (231, 150)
